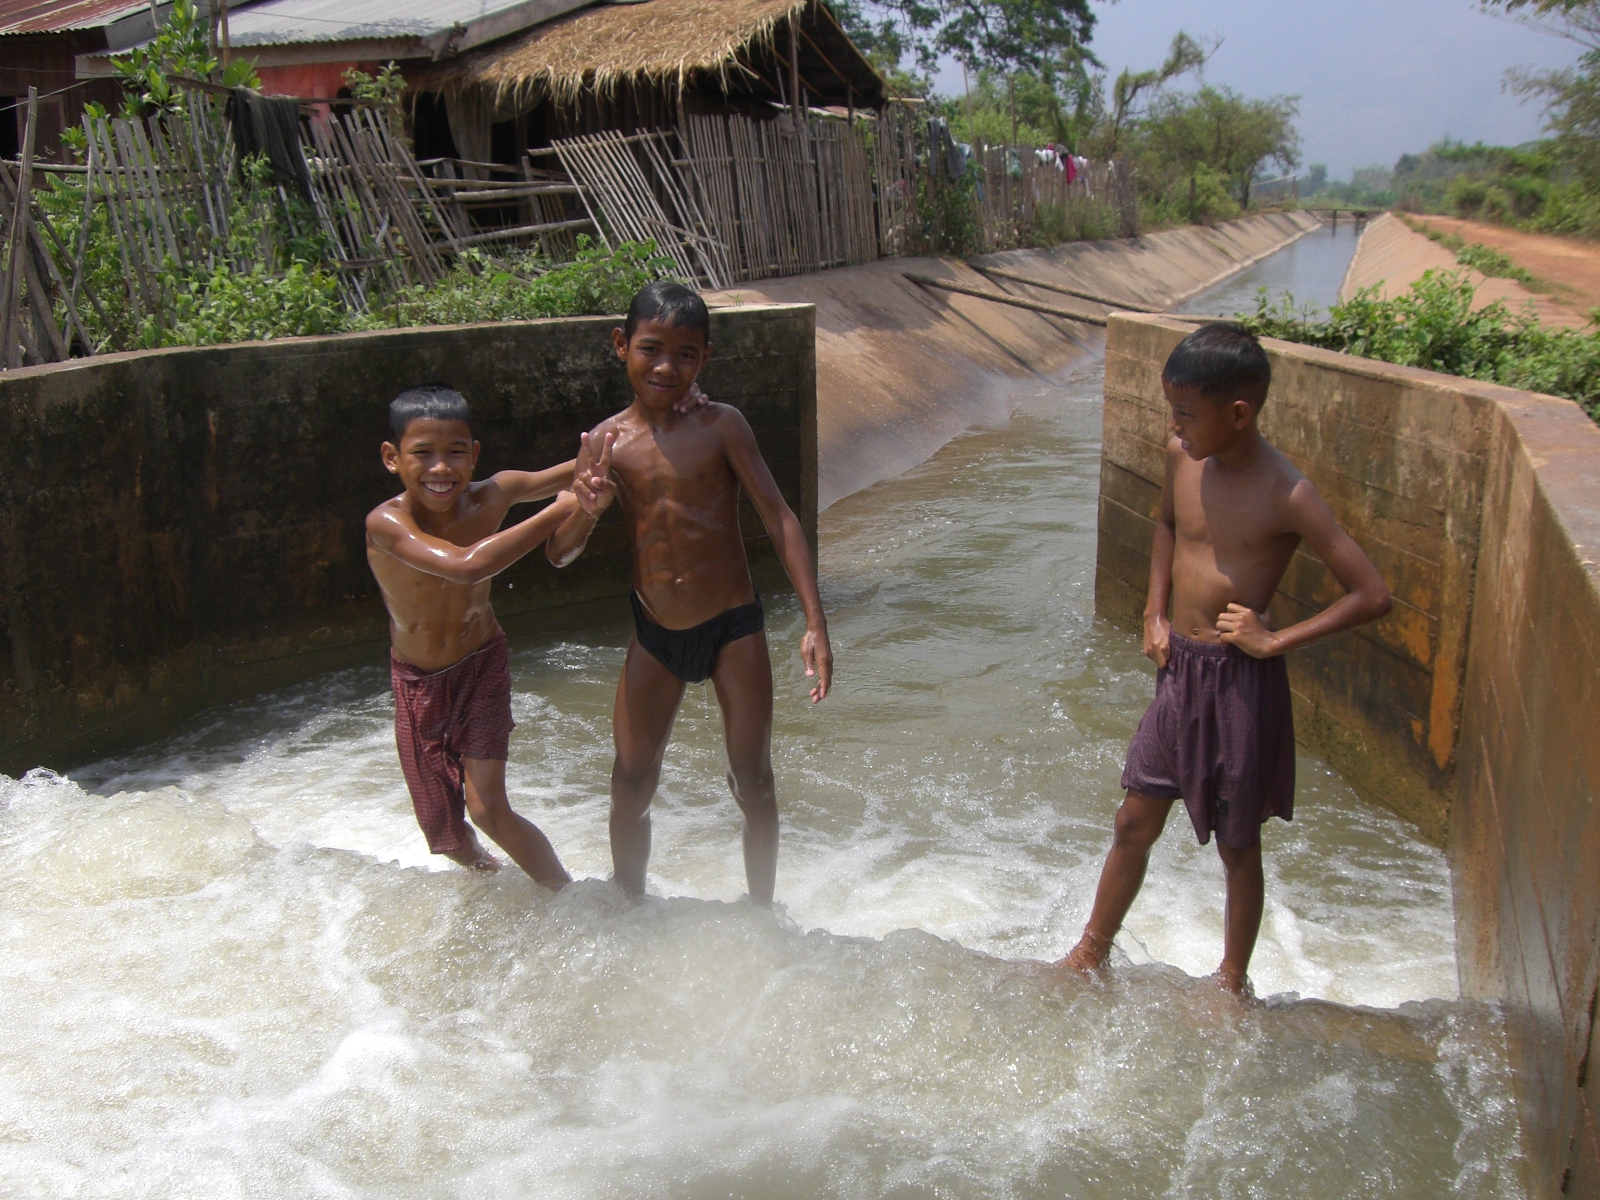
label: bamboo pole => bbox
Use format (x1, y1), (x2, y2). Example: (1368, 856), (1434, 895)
(903, 272), (1108, 326)
(972, 265), (1161, 312)
(1, 88), (39, 368)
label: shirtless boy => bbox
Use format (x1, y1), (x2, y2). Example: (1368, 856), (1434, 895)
(365, 385), (584, 886)
(546, 281), (833, 905)
(1061, 322), (1391, 992)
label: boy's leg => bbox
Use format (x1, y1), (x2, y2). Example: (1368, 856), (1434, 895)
(1060, 790), (1174, 971)
(611, 637), (688, 896)
(1214, 839), (1264, 992)
(709, 631), (778, 905)
(461, 756), (572, 889)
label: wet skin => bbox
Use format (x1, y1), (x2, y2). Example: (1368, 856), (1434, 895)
(365, 416), (581, 885)
(1061, 381), (1391, 991)
(546, 317), (834, 904)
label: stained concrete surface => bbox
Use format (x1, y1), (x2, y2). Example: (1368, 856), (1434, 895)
(1101, 312), (1600, 1199)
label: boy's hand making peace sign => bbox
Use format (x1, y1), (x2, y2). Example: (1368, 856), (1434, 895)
(572, 430), (617, 516)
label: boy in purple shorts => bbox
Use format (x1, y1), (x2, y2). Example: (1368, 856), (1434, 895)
(1060, 323), (1391, 992)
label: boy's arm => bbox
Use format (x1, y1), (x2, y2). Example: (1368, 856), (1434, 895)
(1144, 441), (1180, 669)
(491, 460), (578, 506)
(545, 429), (616, 568)
(720, 410), (833, 703)
(1217, 478), (1391, 657)
(367, 492), (581, 585)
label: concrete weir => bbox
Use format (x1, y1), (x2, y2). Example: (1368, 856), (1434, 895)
(1101, 312), (1600, 1199)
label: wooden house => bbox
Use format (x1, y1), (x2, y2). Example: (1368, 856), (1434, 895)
(405, 0), (888, 168)
(0, 0), (162, 160)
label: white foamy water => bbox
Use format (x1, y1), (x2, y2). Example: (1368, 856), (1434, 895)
(1, 226), (1525, 1197)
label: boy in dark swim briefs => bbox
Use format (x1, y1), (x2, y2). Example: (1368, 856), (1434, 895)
(546, 281), (833, 905)
(1060, 323), (1391, 993)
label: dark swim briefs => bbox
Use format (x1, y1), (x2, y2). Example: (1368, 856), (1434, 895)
(630, 591), (765, 683)
(390, 632), (515, 855)
(1120, 631), (1295, 849)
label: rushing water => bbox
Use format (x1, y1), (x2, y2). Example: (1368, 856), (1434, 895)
(0, 220), (1526, 1198)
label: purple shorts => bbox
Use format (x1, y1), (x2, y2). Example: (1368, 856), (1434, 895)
(1121, 632), (1295, 849)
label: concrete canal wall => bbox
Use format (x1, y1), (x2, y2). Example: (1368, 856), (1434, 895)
(1340, 211), (1586, 328)
(1100, 311), (1600, 1199)
(0, 305), (816, 773)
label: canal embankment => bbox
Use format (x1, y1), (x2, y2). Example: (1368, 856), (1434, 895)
(710, 209), (1321, 507)
(1102, 310), (1600, 1199)
(1341, 211), (1589, 328)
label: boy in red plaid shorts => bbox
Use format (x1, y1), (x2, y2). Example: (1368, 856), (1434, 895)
(365, 385), (583, 884)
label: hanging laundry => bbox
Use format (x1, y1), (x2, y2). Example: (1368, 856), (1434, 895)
(228, 88), (313, 201)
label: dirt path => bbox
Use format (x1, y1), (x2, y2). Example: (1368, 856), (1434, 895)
(1408, 214), (1600, 319)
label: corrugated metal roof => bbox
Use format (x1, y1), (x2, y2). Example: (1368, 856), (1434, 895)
(222, 0), (594, 49)
(0, 0), (149, 36)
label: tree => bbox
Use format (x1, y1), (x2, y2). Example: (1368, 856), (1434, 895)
(1100, 31), (1212, 158)
(1486, 0), (1600, 183)
(852, 0), (1097, 140)
(108, 0), (258, 117)
(1482, 0), (1600, 48)
(831, 0), (926, 95)
(1142, 85), (1300, 213)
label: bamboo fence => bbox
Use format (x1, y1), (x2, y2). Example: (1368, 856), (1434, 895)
(0, 89), (596, 365)
(0, 87), (1129, 369)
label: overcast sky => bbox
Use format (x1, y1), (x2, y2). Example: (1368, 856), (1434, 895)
(926, 0), (1585, 179)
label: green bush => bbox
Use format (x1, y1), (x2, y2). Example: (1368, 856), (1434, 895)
(358, 239), (678, 330)
(1237, 269), (1600, 424)
(156, 261), (349, 347)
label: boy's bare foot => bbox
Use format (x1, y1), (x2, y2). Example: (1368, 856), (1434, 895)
(1055, 930), (1112, 974)
(444, 836), (501, 872)
(1213, 965), (1252, 996)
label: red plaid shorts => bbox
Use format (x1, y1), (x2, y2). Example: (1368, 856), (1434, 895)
(390, 632), (515, 854)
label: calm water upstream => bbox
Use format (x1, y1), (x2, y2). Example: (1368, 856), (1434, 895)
(0, 221), (1526, 1198)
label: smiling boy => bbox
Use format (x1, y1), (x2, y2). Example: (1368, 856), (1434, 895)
(1059, 322), (1391, 992)
(365, 385), (584, 885)
(545, 281), (832, 905)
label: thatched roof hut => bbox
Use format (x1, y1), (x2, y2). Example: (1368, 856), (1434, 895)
(407, 0), (888, 160)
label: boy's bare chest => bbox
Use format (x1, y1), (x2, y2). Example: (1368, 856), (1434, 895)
(1173, 470), (1290, 558)
(614, 433), (733, 507)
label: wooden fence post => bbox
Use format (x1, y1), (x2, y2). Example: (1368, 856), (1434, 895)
(1, 86), (39, 369)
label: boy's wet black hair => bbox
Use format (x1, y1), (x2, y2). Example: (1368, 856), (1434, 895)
(1162, 321), (1271, 406)
(624, 280), (709, 342)
(389, 384), (473, 440)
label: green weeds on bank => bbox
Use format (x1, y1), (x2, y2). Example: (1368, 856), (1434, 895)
(1401, 216), (1555, 292)
(1237, 269), (1600, 424)
(357, 241), (677, 331)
